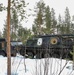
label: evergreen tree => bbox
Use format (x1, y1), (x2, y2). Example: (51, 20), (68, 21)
(18, 26), (31, 43)
(0, 4), (6, 37)
(57, 14), (61, 34)
(71, 15), (74, 34)
(32, 0), (45, 35)
(11, 0), (26, 21)
(32, 19), (39, 35)
(0, 31), (2, 37)
(2, 0), (28, 40)
(51, 8), (57, 34)
(10, 9), (19, 40)
(64, 7), (71, 34)
(3, 21), (7, 38)
(44, 6), (51, 34)
(0, 3), (5, 11)
(3, 9), (21, 40)
(0, 4), (3, 11)
(57, 14), (65, 34)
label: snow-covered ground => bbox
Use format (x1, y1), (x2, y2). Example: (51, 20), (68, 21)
(0, 54), (74, 75)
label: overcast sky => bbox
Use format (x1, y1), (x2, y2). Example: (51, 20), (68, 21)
(0, 0), (74, 32)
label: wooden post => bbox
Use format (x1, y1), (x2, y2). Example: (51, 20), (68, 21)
(7, 0), (11, 75)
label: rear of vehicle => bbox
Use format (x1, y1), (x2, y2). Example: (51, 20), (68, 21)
(0, 38), (6, 56)
(10, 41), (23, 56)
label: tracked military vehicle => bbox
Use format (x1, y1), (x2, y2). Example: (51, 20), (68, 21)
(23, 34), (74, 59)
(0, 38), (23, 56)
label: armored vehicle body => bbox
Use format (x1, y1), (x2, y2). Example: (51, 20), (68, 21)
(24, 34), (74, 59)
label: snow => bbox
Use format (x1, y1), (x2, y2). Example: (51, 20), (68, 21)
(0, 54), (74, 75)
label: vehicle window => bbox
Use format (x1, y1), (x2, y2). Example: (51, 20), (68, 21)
(11, 41), (22, 46)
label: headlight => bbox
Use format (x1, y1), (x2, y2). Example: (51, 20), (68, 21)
(50, 37), (58, 45)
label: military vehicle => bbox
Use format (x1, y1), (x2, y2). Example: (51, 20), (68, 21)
(0, 38), (23, 56)
(22, 34), (74, 59)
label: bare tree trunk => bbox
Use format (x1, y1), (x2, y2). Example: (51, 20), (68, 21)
(7, 0), (11, 75)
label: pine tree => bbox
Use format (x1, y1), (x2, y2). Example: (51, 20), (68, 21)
(18, 26), (31, 43)
(3, 21), (7, 38)
(57, 14), (61, 34)
(57, 14), (65, 34)
(44, 6), (51, 34)
(11, 0), (26, 21)
(64, 7), (71, 34)
(0, 3), (5, 11)
(51, 8), (57, 34)
(10, 9), (19, 40)
(32, 0), (45, 35)
(71, 15), (74, 34)
(2, 0), (27, 40)
(3, 9), (20, 40)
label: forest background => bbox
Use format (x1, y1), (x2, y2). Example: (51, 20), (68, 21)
(0, 0), (74, 43)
